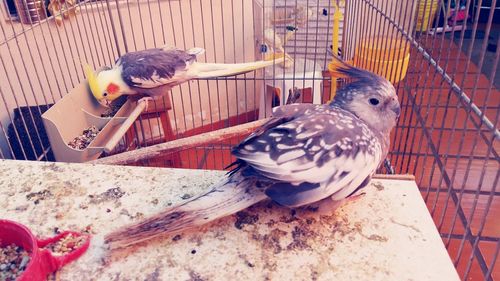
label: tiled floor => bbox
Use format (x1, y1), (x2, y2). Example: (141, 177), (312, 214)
(130, 36), (499, 280)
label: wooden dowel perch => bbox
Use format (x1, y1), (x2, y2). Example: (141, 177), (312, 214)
(89, 114), (415, 181)
(89, 118), (270, 165)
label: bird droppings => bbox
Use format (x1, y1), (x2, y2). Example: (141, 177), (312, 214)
(67, 126), (100, 150)
(372, 182), (385, 191)
(26, 189), (52, 204)
(181, 194), (192, 200)
(88, 187), (125, 204)
(234, 211), (259, 230)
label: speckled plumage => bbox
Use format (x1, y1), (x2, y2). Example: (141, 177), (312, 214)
(230, 103), (385, 207)
(117, 48), (197, 89)
(104, 56), (401, 250)
(88, 46), (288, 107)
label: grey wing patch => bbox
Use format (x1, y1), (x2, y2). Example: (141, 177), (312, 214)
(271, 103), (319, 118)
(233, 106), (379, 184)
(264, 182), (320, 207)
(234, 103), (322, 152)
(120, 48), (197, 88)
(231, 104), (384, 207)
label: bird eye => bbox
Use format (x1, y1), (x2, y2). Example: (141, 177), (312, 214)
(103, 92), (108, 97)
(369, 98), (379, 105)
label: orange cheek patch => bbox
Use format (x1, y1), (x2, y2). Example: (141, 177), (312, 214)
(106, 83), (120, 95)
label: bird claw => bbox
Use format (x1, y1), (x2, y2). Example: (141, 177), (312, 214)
(137, 97), (154, 111)
(292, 197), (345, 220)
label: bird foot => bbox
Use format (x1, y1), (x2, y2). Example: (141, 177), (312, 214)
(292, 197), (345, 220)
(346, 192), (366, 203)
(137, 97), (154, 111)
(336, 192), (367, 209)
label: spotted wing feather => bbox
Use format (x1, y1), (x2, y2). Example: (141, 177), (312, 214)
(119, 48), (197, 89)
(232, 103), (383, 207)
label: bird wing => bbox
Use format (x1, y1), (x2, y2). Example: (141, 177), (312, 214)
(119, 48), (200, 89)
(232, 103), (383, 206)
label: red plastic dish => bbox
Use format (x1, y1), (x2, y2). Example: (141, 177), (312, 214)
(0, 219), (91, 281)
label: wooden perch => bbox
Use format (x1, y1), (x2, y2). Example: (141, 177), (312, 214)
(89, 114), (415, 181)
(89, 118), (270, 165)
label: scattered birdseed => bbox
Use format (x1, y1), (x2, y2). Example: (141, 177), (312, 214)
(44, 234), (86, 256)
(0, 243), (31, 280)
(100, 96), (127, 118)
(67, 126), (100, 150)
(100, 106), (120, 118)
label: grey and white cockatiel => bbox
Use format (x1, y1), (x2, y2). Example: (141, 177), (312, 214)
(84, 46), (288, 108)
(104, 56), (401, 250)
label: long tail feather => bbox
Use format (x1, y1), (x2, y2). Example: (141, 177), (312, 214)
(104, 171), (267, 250)
(192, 56), (287, 78)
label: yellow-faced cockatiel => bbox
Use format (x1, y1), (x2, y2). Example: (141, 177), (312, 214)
(104, 55), (401, 251)
(83, 46), (288, 107)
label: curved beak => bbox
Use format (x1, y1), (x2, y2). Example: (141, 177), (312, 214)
(392, 104), (401, 117)
(98, 98), (111, 108)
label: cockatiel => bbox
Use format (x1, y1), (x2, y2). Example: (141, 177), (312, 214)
(84, 46), (288, 108)
(104, 55), (401, 250)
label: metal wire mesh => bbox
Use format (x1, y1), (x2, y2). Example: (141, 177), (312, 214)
(0, 0), (498, 279)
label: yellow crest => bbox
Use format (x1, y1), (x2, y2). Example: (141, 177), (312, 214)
(83, 62), (102, 101)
